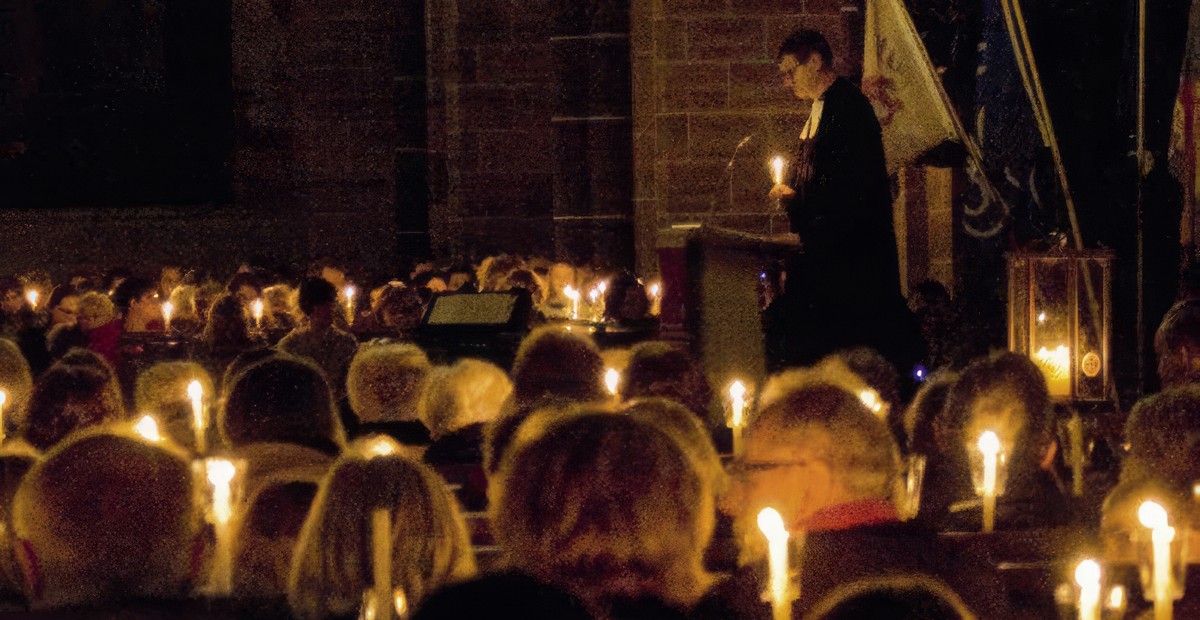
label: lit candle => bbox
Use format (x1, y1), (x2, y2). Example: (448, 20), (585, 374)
(757, 508), (791, 620)
(25, 290), (38, 311)
(858, 389), (884, 415)
(1139, 501), (1175, 620)
(252, 299), (264, 330)
(1107, 586), (1127, 615)
(188, 380), (206, 454)
(1075, 559), (1101, 620)
(372, 508), (394, 620)
(0, 389), (8, 444)
(162, 301), (174, 332)
(648, 282), (662, 317)
(563, 286), (580, 320)
(729, 381), (747, 457)
(1068, 412), (1084, 497)
(367, 436), (399, 458)
(978, 431), (1000, 533)
(207, 458), (237, 595)
(393, 590), (408, 618)
(344, 286), (357, 325)
(771, 156), (786, 185)
(1034, 345), (1071, 397)
(588, 288), (602, 322)
(134, 414), (162, 442)
(604, 368), (620, 401)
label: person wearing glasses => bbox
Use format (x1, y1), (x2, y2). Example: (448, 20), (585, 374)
(696, 381), (1007, 619)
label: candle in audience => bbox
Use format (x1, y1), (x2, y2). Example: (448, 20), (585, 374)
(25, 290), (38, 311)
(207, 459), (237, 595)
(134, 415), (162, 442)
(1139, 501), (1175, 620)
(757, 507), (791, 620)
(978, 431), (1000, 533)
(0, 389), (8, 444)
(771, 156), (786, 185)
(648, 282), (662, 317)
(188, 380), (206, 454)
(393, 590), (408, 618)
(589, 287), (602, 322)
(564, 286), (580, 320)
(162, 301), (174, 332)
(1108, 586), (1127, 615)
(1068, 412), (1084, 496)
(1075, 559), (1101, 620)
(372, 508), (394, 620)
(344, 286), (357, 325)
(252, 299), (264, 330)
(729, 380), (748, 457)
(604, 368), (620, 401)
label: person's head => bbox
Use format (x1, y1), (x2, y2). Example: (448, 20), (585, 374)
(220, 356), (346, 452)
(226, 272), (262, 306)
(807, 575), (977, 620)
(317, 263), (347, 291)
(491, 410), (713, 611)
(1122, 385), (1200, 488)
(288, 447), (475, 619)
(346, 343), (432, 425)
(777, 29), (835, 100)
(510, 326), (606, 405)
(262, 284), (299, 329)
(75, 292), (115, 332)
(12, 429), (197, 609)
(23, 362), (125, 450)
(412, 572), (591, 620)
(903, 370), (958, 457)
(620, 341), (716, 427)
(46, 286), (79, 329)
(297, 277), (338, 329)
(622, 397), (726, 495)
(374, 284), (425, 330)
(1155, 300), (1200, 389)
(419, 359), (513, 439)
(935, 351), (1054, 475)
(835, 347), (900, 418)
(112, 276), (160, 324)
(134, 361), (215, 452)
(201, 293), (253, 348)
(0, 277), (24, 315)
(0, 339), (33, 436)
(166, 284), (199, 323)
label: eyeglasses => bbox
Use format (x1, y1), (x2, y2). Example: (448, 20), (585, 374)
(727, 459), (817, 477)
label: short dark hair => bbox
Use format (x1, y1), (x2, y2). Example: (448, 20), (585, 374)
(111, 277), (156, 313)
(297, 277), (338, 316)
(777, 29), (833, 69)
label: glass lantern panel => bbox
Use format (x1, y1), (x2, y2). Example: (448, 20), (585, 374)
(1075, 258), (1108, 400)
(1008, 256), (1031, 355)
(1031, 258), (1072, 398)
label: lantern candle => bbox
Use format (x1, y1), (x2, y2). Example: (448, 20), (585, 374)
(162, 301), (174, 332)
(344, 286), (357, 325)
(134, 415), (162, 442)
(25, 290), (38, 311)
(563, 286), (581, 320)
(372, 508), (394, 620)
(757, 508), (791, 620)
(729, 381), (748, 457)
(978, 431), (1001, 533)
(252, 299), (264, 330)
(188, 380), (206, 454)
(1034, 345), (1071, 397)
(0, 389), (8, 444)
(604, 368), (620, 401)
(1075, 559), (1101, 620)
(1139, 501), (1175, 620)
(206, 459), (237, 595)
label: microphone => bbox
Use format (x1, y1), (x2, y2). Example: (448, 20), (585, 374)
(709, 134), (756, 214)
(726, 135), (754, 170)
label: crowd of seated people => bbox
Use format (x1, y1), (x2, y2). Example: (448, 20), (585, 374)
(0, 255), (1197, 619)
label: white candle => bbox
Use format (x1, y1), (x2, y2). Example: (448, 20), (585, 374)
(252, 299), (264, 330)
(1075, 559), (1101, 620)
(978, 431), (1000, 532)
(757, 508), (791, 620)
(729, 381), (747, 457)
(162, 301), (174, 332)
(188, 380), (206, 454)
(134, 414), (162, 442)
(588, 288), (602, 322)
(207, 459), (237, 595)
(25, 290), (38, 311)
(564, 286), (580, 320)
(344, 286), (357, 325)
(372, 508), (394, 620)
(771, 156), (786, 185)
(0, 389), (7, 444)
(1139, 501), (1175, 620)
(1034, 345), (1071, 397)
(604, 368), (620, 400)
(648, 282), (662, 317)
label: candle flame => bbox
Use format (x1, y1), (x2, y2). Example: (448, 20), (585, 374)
(604, 368), (620, 396)
(589, 288), (600, 302)
(977, 430), (1001, 455)
(597, 281), (608, 294)
(858, 389), (883, 414)
(1075, 559), (1101, 587)
(162, 301), (173, 320)
(187, 380), (203, 401)
(1108, 586), (1125, 609)
(757, 507), (788, 539)
(729, 380), (747, 401)
(25, 290), (38, 309)
(1037, 311), (1047, 324)
(366, 436), (400, 458)
(206, 459), (237, 524)
(563, 285), (580, 301)
(394, 590), (408, 615)
(771, 156), (786, 185)
(1034, 345), (1070, 379)
(252, 299), (264, 320)
(344, 285), (356, 300)
(134, 415), (162, 442)
(0, 390), (7, 408)
(649, 282), (661, 297)
(1138, 500), (1169, 530)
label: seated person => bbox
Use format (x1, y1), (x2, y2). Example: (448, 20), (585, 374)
(421, 358), (512, 465)
(134, 361), (216, 454)
(22, 360), (124, 451)
(345, 343), (432, 445)
(1154, 299), (1200, 389)
(277, 278), (359, 400)
(1121, 385), (1200, 489)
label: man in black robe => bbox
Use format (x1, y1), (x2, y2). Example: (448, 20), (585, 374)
(766, 30), (919, 372)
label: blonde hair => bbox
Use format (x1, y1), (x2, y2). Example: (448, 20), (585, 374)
(76, 292), (115, 327)
(134, 361), (215, 451)
(0, 339), (33, 435)
(419, 359), (513, 439)
(346, 343), (431, 424)
(491, 410), (713, 611)
(622, 397), (727, 494)
(288, 448), (476, 619)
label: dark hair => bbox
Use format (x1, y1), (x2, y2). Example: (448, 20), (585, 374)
(24, 363), (124, 450)
(202, 294), (255, 349)
(219, 356), (346, 452)
(297, 277), (338, 316)
(510, 327), (605, 404)
(777, 29), (833, 68)
(226, 272), (262, 296)
(1157, 299), (1200, 355)
(111, 276), (157, 313)
(47, 284), (79, 311)
(621, 341), (714, 426)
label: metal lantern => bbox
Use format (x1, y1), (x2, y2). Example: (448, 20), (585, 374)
(1007, 250), (1113, 402)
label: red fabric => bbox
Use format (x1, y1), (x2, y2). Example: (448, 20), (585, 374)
(86, 318), (124, 367)
(797, 499), (899, 532)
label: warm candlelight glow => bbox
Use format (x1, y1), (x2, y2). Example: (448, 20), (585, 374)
(648, 282), (662, 317)
(1108, 586), (1126, 610)
(134, 415), (162, 442)
(252, 298), (264, 329)
(372, 508), (394, 620)
(393, 590), (408, 616)
(1075, 559), (1101, 620)
(1034, 345), (1071, 397)
(771, 156), (786, 185)
(1139, 501), (1169, 530)
(366, 436), (399, 458)
(604, 368), (620, 398)
(162, 301), (174, 331)
(206, 458), (237, 595)
(0, 389), (7, 444)
(649, 282), (660, 298)
(188, 380), (206, 454)
(729, 380), (748, 457)
(1139, 500), (1175, 619)
(1037, 311), (1047, 324)
(344, 285), (357, 325)
(978, 431), (1000, 532)
(25, 290), (38, 310)
(858, 389), (883, 415)
(564, 285), (581, 320)
(757, 507), (791, 620)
